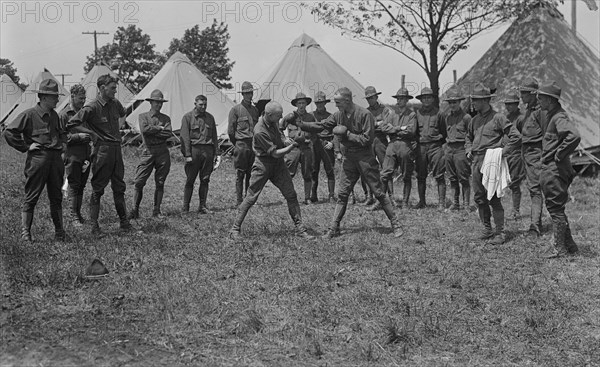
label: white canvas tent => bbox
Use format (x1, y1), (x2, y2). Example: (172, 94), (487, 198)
(257, 33), (367, 116)
(126, 51), (236, 136)
(3, 68), (70, 123)
(454, 4), (600, 150)
(56, 63), (135, 112)
(1, 74), (23, 124)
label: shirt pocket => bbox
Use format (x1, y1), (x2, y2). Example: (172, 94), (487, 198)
(428, 118), (440, 135)
(32, 127), (51, 144)
(522, 120), (541, 137)
(237, 116), (250, 131)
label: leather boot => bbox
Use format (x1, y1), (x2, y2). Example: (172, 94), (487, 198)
(21, 212), (33, 242)
(511, 187), (522, 220)
(153, 189), (164, 217)
(69, 193), (80, 225)
(327, 179), (336, 203)
(437, 181), (447, 210)
(182, 187), (193, 212)
(114, 194), (132, 230)
(236, 171), (245, 206)
(128, 189), (142, 219)
(381, 197), (403, 237)
(90, 202), (101, 235)
(76, 195), (85, 224)
(387, 180), (395, 204)
(303, 181), (312, 204)
(310, 181), (319, 202)
(244, 171), (251, 197)
(51, 209), (66, 241)
(448, 181), (460, 210)
(462, 184), (472, 211)
(544, 221), (569, 258)
(323, 203), (347, 238)
(529, 195), (543, 236)
(489, 206), (506, 245)
(565, 221), (579, 254)
(288, 201), (314, 239)
(403, 181), (412, 208)
(230, 199), (252, 240)
(198, 183), (212, 214)
(414, 180), (426, 209)
(478, 205), (494, 239)
(367, 180), (385, 211)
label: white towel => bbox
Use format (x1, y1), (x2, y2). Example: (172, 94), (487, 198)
(481, 148), (511, 200)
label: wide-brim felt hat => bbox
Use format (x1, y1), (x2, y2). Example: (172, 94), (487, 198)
(255, 99), (271, 115)
(537, 81), (562, 100)
(416, 87), (436, 100)
(291, 92), (312, 106)
(239, 81), (257, 93)
(31, 79), (64, 95)
(314, 91), (330, 103)
(392, 87), (413, 99)
(145, 89), (168, 102)
(443, 87), (465, 101)
(364, 86), (382, 99)
(470, 83), (496, 99)
(502, 90), (520, 103)
(518, 77), (539, 93)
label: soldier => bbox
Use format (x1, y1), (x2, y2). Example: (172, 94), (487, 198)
(442, 87), (472, 211)
(67, 74), (132, 234)
(310, 91), (336, 203)
(129, 89), (172, 219)
(502, 90), (526, 220)
(378, 87), (417, 208)
(58, 84), (90, 226)
(414, 87), (447, 209)
(4, 79), (67, 242)
(228, 81), (259, 207)
(537, 82), (581, 258)
(293, 87), (403, 238)
(229, 101), (313, 240)
(364, 86), (392, 205)
(180, 95), (219, 214)
(515, 77), (546, 237)
(281, 92), (316, 204)
(465, 83), (518, 245)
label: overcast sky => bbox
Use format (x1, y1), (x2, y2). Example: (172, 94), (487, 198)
(1, 1), (598, 105)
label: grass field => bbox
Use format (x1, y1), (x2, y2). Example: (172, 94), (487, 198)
(1, 139), (599, 367)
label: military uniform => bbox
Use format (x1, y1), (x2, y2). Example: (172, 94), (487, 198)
(230, 115), (309, 237)
(5, 99), (67, 241)
(131, 109), (172, 217)
(379, 105), (417, 206)
(504, 108), (526, 218)
(59, 103), (91, 224)
(537, 82), (581, 258)
(311, 108), (336, 202)
(443, 106), (472, 210)
(282, 111), (315, 202)
(415, 99), (447, 209)
(228, 100), (258, 205)
(181, 108), (218, 213)
(67, 94), (130, 232)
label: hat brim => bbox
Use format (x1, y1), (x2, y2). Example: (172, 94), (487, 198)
(32, 90), (64, 96)
(470, 94), (496, 100)
(392, 94), (414, 99)
(314, 99), (331, 103)
(503, 99), (520, 104)
(416, 94), (435, 100)
(239, 88), (257, 93)
(291, 97), (312, 106)
(146, 98), (168, 102)
(536, 91), (560, 100)
(518, 87), (537, 93)
(364, 92), (382, 99)
(444, 97), (465, 102)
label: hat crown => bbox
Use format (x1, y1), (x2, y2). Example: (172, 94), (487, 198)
(314, 91), (329, 102)
(240, 81), (255, 93)
(538, 81), (562, 99)
(470, 83), (494, 98)
(444, 87), (464, 101)
(503, 89), (520, 103)
(364, 86), (380, 98)
(294, 92), (308, 100)
(519, 77), (539, 92)
(37, 79), (61, 94)
(420, 87), (434, 95)
(149, 89), (165, 100)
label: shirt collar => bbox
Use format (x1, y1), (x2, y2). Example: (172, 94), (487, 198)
(34, 103), (51, 118)
(97, 95), (108, 106)
(450, 108), (463, 116)
(478, 107), (495, 118)
(194, 109), (205, 118)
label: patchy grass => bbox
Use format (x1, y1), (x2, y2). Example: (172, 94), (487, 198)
(1, 139), (599, 366)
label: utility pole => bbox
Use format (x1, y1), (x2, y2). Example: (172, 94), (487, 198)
(82, 31), (109, 63)
(55, 73), (72, 86)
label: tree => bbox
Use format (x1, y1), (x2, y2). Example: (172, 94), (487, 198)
(308, 0), (559, 105)
(166, 20), (235, 89)
(0, 58), (26, 90)
(84, 25), (158, 93)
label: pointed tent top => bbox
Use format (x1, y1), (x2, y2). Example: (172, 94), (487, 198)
(168, 51), (193, 64)
(1, 74), (24, 123)
(289, 33), (320, 49)
(1, 74), (15, 83)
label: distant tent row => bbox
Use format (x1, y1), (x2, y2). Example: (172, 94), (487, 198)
(454, 4), (600, 151)
(125, 51), (236, 136)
